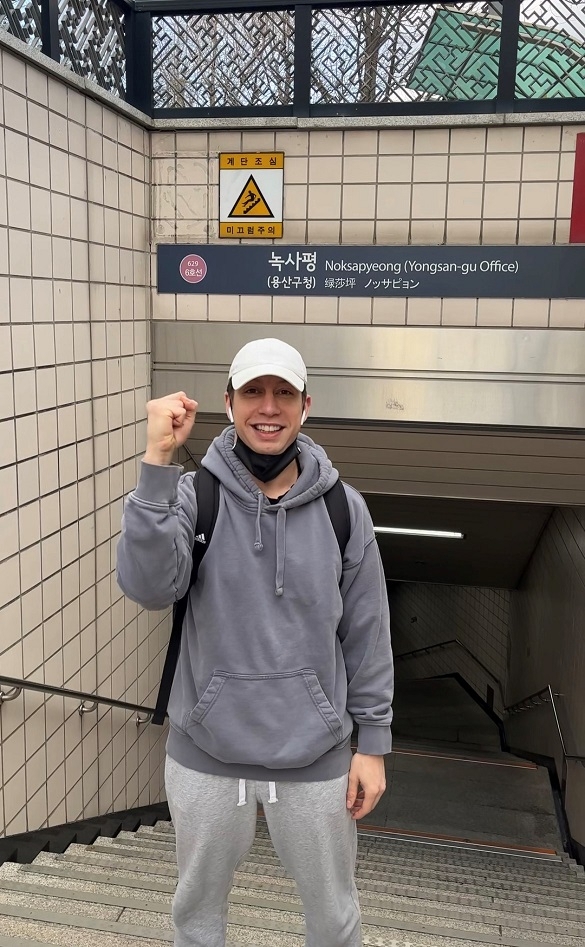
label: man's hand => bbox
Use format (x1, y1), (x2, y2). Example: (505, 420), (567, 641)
(346, 752), (386, 820)
(144, 392), (198, 465)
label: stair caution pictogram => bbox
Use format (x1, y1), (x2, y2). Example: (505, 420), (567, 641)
(228, 176), (274, 219)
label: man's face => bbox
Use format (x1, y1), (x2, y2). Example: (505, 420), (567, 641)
(226, 374), (311, 454)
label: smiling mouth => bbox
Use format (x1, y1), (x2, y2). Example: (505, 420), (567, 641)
(253, 424), (284, 433)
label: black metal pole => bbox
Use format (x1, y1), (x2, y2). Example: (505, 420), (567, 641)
(125, 9), (154, 115)
(496, 0), (520, 113)
(41, 0), (60, 62)
(293, 4), (312, 117)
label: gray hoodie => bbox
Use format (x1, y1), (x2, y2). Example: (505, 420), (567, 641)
(116, 428), (394, 785)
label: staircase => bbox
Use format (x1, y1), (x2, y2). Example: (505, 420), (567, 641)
(0, 814), (584, 947)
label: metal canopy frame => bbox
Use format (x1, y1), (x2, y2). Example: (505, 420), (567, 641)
(4, 1), (585, 118)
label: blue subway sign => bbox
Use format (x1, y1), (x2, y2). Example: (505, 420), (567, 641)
(157, 245), (585, 298)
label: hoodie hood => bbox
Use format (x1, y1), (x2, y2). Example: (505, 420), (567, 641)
(201, 426), (339, 596)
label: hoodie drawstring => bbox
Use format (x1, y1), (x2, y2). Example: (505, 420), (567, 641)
(254, 493), (264, 552)
(275, 507), (286, 597)
(236, 779), (278, 807)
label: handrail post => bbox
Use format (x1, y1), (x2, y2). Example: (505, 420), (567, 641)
(125, 8), (153, 115)
(496, 0), (520, 113)
(293, 4), (312, 118)
(41, 0), (60, 62)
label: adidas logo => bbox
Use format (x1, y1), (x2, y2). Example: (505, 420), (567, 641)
(194, 533), (206, 544)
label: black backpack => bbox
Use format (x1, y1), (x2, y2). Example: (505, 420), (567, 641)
(152, 468), (350, 725)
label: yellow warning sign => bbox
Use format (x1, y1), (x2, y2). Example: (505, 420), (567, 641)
(220, 152), (284, 170)
(220, 222), (283, 238)
(228, 176), (274, 218)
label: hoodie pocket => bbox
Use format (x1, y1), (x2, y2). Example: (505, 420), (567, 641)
(183, 668), (344, 769)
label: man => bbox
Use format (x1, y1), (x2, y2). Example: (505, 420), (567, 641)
(116, 337), (394, 947)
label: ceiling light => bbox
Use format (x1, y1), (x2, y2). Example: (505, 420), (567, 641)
(374, 527), (464, 539)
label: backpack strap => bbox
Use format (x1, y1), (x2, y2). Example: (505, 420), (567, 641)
(151, 467), (220, 726)
(323, 479), (351, 586)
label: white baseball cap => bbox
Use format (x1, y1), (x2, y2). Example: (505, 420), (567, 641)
(228, 338), (307, 392)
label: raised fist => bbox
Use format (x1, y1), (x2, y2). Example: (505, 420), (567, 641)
(144, 392), (198, 464)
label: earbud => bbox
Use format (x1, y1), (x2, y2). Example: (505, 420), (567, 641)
(301, 410), (307, 424)
(227, 405), (234, 423)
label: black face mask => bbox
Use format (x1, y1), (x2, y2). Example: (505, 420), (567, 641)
(233, 436), (300, 484)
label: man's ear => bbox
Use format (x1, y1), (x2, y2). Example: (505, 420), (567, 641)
(224, 392), (234, 423)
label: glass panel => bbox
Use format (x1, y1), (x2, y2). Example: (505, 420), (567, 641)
(312, 3), (502, 104)
(516, 0), (585, 98)
(0, 0), (42, 48)
(59, 0), (125, 97)
(153, 11), (294, 109)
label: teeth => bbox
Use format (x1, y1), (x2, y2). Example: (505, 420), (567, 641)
(256, 425), (281, 432)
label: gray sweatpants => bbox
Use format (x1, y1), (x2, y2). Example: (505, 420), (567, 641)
(165, 755), (362, 947)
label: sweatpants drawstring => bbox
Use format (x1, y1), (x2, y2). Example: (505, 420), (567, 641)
(236, 779), (278, 807)
(268, 781), (278, 803)
(237, 779), (247, 806)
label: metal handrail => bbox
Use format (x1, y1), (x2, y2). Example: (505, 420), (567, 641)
(0, 676), (155, 726)
(505, 684), (585, 765)
(394, 638), (504, 691)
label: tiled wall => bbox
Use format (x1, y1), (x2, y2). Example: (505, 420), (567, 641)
(506, 508), (585, 847)
(388, 583), (510, 715)
(0, 49), (168, 836)
(151, 125), (583, 328)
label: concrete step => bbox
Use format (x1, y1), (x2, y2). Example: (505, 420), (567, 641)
(1, 863), (585, 936)
(81, 838), (585, 897)
(14, 855), (585, 916)
(0, 896), (584, 947)
(134, 828), (575, 876)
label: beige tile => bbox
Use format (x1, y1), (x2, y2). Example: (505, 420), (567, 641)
(485, 153), (522, 182)
(521, 152), (560, 181)
(407, 297), (441, 325)
(549, 299), (584, 328)
(19, 499), (41, 549)
(6, 129), (30, 183)
(308, 184), (341, 219)
(27, 65), (47, 104)
(0, 419), (16, 467)
(481, 220), (518, 243)
(12, 324), (35, 369)
(308, 156), (342, 184)
(483, 183), (520, 219)
(413, 155), (448, 183)
(272, 296), (304, 323)
(512, 299), (550, 327)
(379, 130), (414, 155)
(284, 157), (309, 185)
(519, 182), (557, 219)
(343, 130), (378, 155)
(51, 193), (71, 238)
(409, 219), (446, 244)
(555, 219), (570, 243)
(48, 77), (68, 116)
(4, 89), (27, 134)
(524, 126), (561, 152)
(239, 295), (271, 323)
(175, 131), (208, 156)
(450, 127), (487, 154)
(559, 150), (576, 181)
(0, 373), (14, 418)
(305, 296), (338, 324)
(151, 131), (176, 156)
(13, 369), (36, 415)
(174, 294), (206, 321)
(0, 465), (18, 514)
(307, 219), (341, 243)
(275, 131), (308, 156)
(49, 148), (70, 196)
(69, 156), (87, 200)
(27, 101), (49, 143)
(208, 294), (239, 321)
(378, 155), (412, 184)
(49, 112), (68, 150)
(447, 183), (483, 219)
(561, 124), (585, 151)
(309, 131), (343, 156)
(36, 366), (57, 407)
(208, 131), (242, 154)
(338, 297), (371, 324)
(477, 299), (513, 326)
(341, 220), (375, 243)
(448, 154), (484, 182)
(372, 297), (407, 325)
(446, 219), (482, 244)
(10, 277), (33, 322)
(411, 184), (447, 220)
(31, 234), (52, 279)
(486, 127), (523, 153)
(375, 220), (410, 244)
(342, 184), (376, 219)
(557, 181), (573, 218)
(441, 298), (477, 326)
(518, 219), (555, 244)
(284, 184), (307, 220)
(3, 53), (26, 94)
(377, 184), (411, 219)
(414, 129), (449, 155)
(343, 156), (377, 183)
